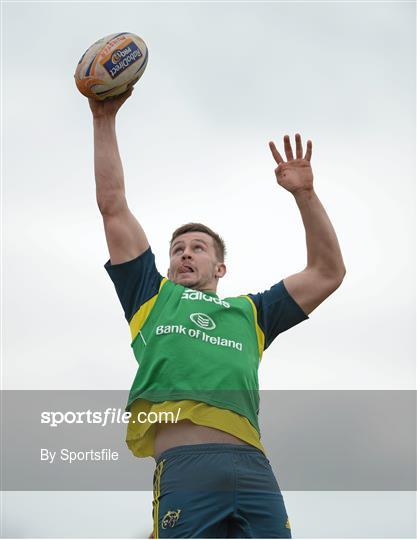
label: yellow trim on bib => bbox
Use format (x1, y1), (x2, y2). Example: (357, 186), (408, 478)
(240, 295), (265, 361)
(126, 399), (266, 458)
(129, 277), (168, 342)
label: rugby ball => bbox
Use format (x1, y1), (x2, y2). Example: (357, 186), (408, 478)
(74, 32), (148, 100)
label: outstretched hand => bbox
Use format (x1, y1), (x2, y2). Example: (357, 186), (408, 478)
(269, 134), (313, 195)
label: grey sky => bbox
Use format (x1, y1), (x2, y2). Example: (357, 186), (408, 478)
(2, 1), (416, 538)
(3, 1), (415, 391)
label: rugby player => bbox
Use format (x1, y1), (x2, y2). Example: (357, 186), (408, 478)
(88, 88), (346, 538)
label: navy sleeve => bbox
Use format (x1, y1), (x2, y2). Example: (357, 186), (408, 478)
(247, 279), (309, 351)
(104, 246), (164, 323)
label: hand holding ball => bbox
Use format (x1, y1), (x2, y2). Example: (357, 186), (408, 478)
(87, 86), (134, 118)
(74, 32), (148, 101)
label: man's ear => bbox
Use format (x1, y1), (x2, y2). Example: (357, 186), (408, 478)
(216, 263), (227, 279)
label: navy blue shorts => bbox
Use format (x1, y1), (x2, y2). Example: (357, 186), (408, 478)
(152, 443), (291, 538)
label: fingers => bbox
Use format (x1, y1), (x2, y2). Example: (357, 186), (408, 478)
(269, 141), (284, 165)
(295, 133), (303, 159)
(120, 89), (133, 103)
(270, 134), (312, 163)
(116, 87), (134, 101)
(103, 87), (133, 103)
(283, 135), (294, 161)
(304, 139), (313, 161)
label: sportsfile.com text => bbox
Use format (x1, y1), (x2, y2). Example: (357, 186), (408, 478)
(40, 408), (181, 427)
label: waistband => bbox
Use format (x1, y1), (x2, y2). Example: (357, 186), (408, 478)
(156, 442), (263, 463)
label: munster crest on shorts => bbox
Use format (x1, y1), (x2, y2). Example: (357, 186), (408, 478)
(162, 509), (181, 529)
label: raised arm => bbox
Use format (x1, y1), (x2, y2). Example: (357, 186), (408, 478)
(89, 89), (149, 264)
(269, 134), (346, 315)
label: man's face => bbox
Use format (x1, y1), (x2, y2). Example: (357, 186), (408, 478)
(167, 232), (226, 292)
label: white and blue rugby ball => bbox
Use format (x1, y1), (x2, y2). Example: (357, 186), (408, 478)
(75, 32), (148, 100)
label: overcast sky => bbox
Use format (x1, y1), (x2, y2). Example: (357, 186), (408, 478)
(2, 1), (416, 538)
(3, 1), (415, 392)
